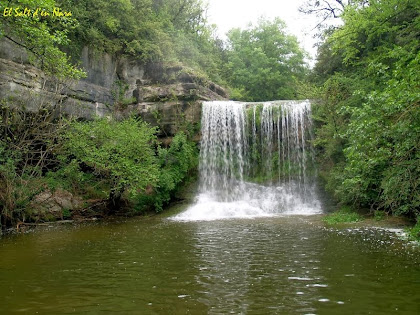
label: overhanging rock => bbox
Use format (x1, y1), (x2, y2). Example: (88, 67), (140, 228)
(0, 38), (228, 136)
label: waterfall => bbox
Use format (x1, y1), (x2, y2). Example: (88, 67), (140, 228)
(173, 100), (321, 221)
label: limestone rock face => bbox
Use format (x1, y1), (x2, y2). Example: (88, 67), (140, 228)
(0, 38), (227, 135)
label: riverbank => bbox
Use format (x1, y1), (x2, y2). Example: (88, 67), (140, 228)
(5, 204), (418, 245)
(2, 178), (199, 235)
(321, 209), (419, 242)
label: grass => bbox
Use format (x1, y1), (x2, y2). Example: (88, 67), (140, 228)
(323, 206), (363, 225)
(373, 210), (386, 221)
(406, 219), (420, 241)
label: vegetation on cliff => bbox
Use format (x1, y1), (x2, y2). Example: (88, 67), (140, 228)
(0, 0), (206, 227)
(0, 0), (85, 79)
(308, 0), (419, 220)
(1, 0), (309, 92)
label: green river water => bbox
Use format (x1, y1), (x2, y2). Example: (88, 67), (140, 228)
(0, 211), (419, 314)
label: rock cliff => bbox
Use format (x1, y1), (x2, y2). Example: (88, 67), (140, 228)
(0, 38), (227, 136)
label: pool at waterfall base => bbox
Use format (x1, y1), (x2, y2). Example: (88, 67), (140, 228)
(0, 215), (419, 314)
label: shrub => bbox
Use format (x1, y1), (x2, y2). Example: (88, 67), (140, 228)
(323, 206), (363, 225)
(59, 117), (159, 212)
(407, 218), (420, 242)
(136, 132), (198, 212)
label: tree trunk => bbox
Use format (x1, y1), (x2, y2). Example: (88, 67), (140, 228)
(107, 185), (125, 214)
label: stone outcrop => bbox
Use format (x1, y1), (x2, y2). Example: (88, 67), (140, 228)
(30, 189), (84, 221)
(0, 38), (227, 135)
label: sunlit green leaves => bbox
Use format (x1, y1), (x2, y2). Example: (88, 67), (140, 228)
(0, 0), (85, 79)
(153, 132), (197, 211)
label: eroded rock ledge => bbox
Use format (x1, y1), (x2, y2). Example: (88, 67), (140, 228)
(0, 38), (227, 136)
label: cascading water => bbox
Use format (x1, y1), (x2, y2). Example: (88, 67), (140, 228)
(173, 100), (321, 221)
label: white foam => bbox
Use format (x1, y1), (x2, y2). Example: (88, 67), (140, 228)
(171, 101), (322, 222)
(172, 193), (273, 221)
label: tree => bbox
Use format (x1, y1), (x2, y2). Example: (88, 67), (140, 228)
(53, 0), (225, 83)
(224, 18), (308, 101)
(0, 0), (85, 226)
(0, 102), (74, 226)
(153, 132), (198, 211)
(299, 0), (369, 29)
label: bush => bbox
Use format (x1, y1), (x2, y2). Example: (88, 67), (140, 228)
(135, 132), (198, 212)
(58, 117), (160, 211)
(323, 206), (363, 225)
(0, 104), (70, 227)
(311, 0), (420, 219)
(407, 218), (420, 242)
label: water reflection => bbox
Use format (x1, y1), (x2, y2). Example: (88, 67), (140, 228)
(190, 218), (329, 314)
(0, 217), (419, 314)
(0, 219), (209, 314)
(188, 217), (420, 314)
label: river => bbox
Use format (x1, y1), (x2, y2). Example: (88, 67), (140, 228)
(0, 212), (419, 314)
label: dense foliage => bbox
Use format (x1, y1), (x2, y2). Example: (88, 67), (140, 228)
(224, 18), (308, 101)
(0, 110), (198, 226)
(1, 1), (310, 93)
(0, 0), (224, 82)
(58, 118), (160, 211)
(54, 118), (198, 213)
(57, 0), (225, 82)
(136, 132), (198, 212)
(0, 104), (70, 226)
(311, 0), (419, 219)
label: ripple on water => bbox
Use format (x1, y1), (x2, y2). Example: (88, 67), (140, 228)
(288, 277), (313, 281)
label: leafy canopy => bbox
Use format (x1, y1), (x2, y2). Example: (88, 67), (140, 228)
(0, 0), (85, 79)
(224, 17), (308, 101)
